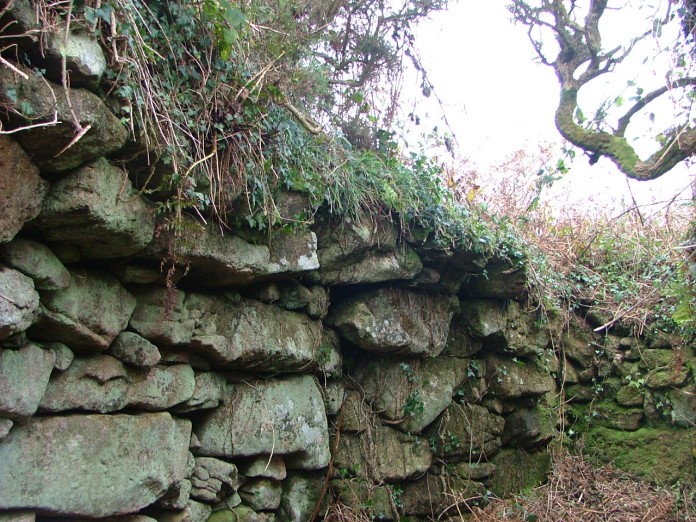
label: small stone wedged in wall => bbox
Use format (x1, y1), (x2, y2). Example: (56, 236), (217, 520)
(191, 457), (241, 504)
(238, 478), (282, 511)
(239, 455), (287, 481)
(0, 413), (192, 517)
(34, 158), (155, 259)
(0, 136), (49, 244)
(489, 448), (552, 498)
(108, 331), (161, 368)
(0, 267), (40, 340)
(0, 65), (127, 172)
(156, 500), (212, 522)
(29, 269), (136, 352)
(461, 259), (527, 302)
(207, 505), (275, 522)
(400, 472), (485, 517)
(327, 286), (457, 356)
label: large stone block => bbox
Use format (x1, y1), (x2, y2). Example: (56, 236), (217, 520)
(0, 136), (49, 243)
(130, 288), (326, 372)
(0, 344), (56, 419)
(485, 354), (555, 399)
(35, 158), (155, 258)
(142, 217), (318, 287)
(353, 355), (468, 434)
(327, 287), (457, 356)
(334, 424), (432, 482)
(0, 267), (39, 340)
(310, 216), (423, 285)
(29, 270), (136, 352)
(426, 403), (505, 460)
(195, 375), (330, 470)
(0, 65), (127, 172)
(460, 299), (549, 357)
(0, 413), (191, 516)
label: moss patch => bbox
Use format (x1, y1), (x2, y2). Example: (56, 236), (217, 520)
(583, 427), (696, 484)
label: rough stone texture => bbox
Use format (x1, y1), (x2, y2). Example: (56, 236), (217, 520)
(462, 259), (527, 301)
(0, 238), (70, 290)
(159, 479), (192, 510)
(142, 218), (318, 287)
(401, 472), (484, 516)
(191, 457), (240, 504)
(443, 314), (483, 358)
(0, 418), (13, 439)
(0, 344), (56, 419)
(108, 331), (161, 367)
(0, 413), (191, 516)
(184, 294), (325, 372)
(0, 267), (40, 340)
(240, 456), (287, 481)
(156, 500), (212, 522)
(354, 355), (468, 433)
(426, 403), (505, 460)
(40, 355), (195, 413)
(501, 405), (556, 448)
(278, 474), (324, 522)
(195, 375), (330, 470)
(334, 425), (432, 481)
(563, 322), (601, 368)
(0, 136), (49, 243)
(35, 158), (155, 259)
(239, 478), (282, 511)
(176, 372), (227, 413)
(332, 480), (393, 520)
(670, 387), (696, 427)
(486, 354), (555, 399)
(316, 248), (423, 285)
(327, 287), (457, 356)
(490, 449), (552, 498)
(461, 300), (549, 357)
(322, 379), (345, 416)
(44, 342), (74, 371)
(0, 65), (127, 172)
(29, 270), (136, 353)
(129, 286), (193, 346)
(339, 390), (371, 433)
(130, 288), (326, 372)
(41, 31), (107, 89)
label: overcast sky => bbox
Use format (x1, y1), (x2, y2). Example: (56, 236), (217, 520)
(404, 1), (693, 216)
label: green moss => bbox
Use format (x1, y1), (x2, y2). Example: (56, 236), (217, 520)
(490, 449), (552, 498)
(583, 427), (696, 484)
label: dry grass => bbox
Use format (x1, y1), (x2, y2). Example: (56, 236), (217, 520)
(467, 451), (695, 522)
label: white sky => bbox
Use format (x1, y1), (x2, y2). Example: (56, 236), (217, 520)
(403, 1), (694, 216)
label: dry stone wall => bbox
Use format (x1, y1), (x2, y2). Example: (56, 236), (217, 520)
(0, 6), (693, 521)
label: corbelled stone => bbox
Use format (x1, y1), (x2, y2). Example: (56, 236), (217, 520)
(327, 287), (457, 356)
(35, 158), (155, 259)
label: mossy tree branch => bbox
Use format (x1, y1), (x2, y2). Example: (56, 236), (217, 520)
(510, 0), (696, 180)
